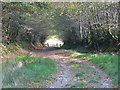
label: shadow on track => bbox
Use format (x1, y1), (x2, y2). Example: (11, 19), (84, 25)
(35, 47), (56, 52)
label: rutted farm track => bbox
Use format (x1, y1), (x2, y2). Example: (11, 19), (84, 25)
(31, 49), (114, 88)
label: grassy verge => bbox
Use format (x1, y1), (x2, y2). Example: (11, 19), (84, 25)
(2, 55), (56, 88)
(70, 52), (118, 86)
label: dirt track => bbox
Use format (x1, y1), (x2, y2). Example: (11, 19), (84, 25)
(30, 48), (114, 88)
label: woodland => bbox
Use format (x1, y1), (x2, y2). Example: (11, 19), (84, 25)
(1, 2), (119, 88)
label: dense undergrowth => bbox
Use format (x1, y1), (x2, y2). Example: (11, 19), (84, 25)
(1, 42), (32, 55)
(70, 51), (118, 86)
(2, 55), (56, 88)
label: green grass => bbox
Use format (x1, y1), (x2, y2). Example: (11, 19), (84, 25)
(2, 55), (56, 88)
(75, 72), (83, 77)
(68, 60), (101, 88)
(70, 82), (85, 88)
(71, 52), (118, 85)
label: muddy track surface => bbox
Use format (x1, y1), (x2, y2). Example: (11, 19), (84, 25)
(31, 49), (114, 88)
